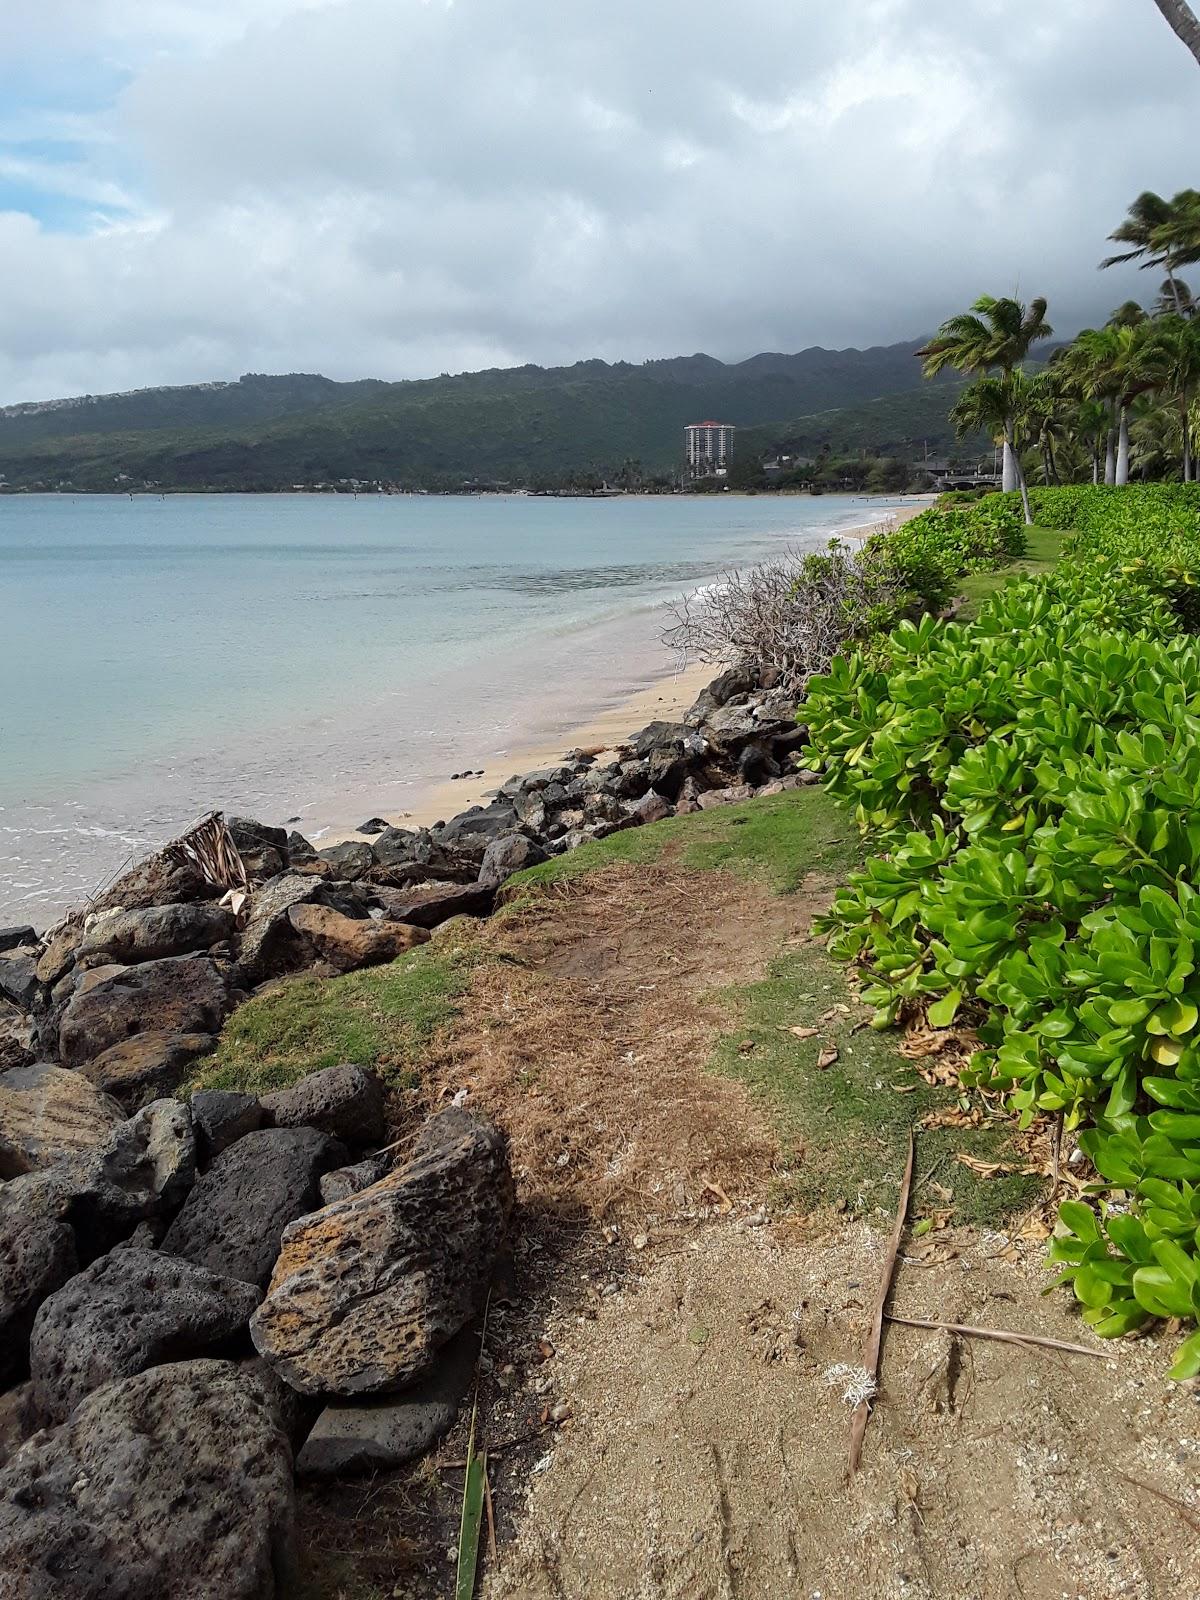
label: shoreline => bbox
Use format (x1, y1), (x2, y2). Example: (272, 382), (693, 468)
(317, 499), (933, 843)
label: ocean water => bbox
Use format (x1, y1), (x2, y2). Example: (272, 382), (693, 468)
(0, 491), (906, 925)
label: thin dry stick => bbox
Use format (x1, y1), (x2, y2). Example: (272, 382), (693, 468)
(848, 1128), (915, 1475)
(483, 1462), (499, 1562)
(885, 1314), (1107, 1360)
(1111, 1465), (1200, 1535)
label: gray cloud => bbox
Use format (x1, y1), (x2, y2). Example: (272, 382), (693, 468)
(1, 0), (1198, 401)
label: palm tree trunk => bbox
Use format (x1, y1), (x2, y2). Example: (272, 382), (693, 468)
(1006, 420), (1033, 524)
(1116, 405), (1131, 485)
(1001, 438), (1018, 493)
(1182, 395), (1193, 482)
(1152, 0), (1200, 67)
(1092, 448), (1100, 486)
(1104, 425), (1117, 486)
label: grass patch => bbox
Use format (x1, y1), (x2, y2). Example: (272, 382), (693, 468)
(509, 786), (855, 898)
(710, 946), (1041, 1227)
(187, 942), (478, 1098)
(957, 524), (1065, 620)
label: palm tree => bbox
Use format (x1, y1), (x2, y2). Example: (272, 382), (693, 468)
(949, 372), (1037, 521)
(1151, 0), (1200, 69)
(1156, 314), (1200, 479)
(1103, 192), (1191, 314)
(1068, 320), (1166, 485)
(918, 294), (1052, 517)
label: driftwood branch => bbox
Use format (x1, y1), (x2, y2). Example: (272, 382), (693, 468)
(848, 1128), (915, 1475)
(884, 1314), (1107, 1360)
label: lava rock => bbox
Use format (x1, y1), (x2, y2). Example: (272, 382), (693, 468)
(627, 789), (673, 826)
(0, 1004), (35, 1073)
(319, 1154), (391, 1206)
(57, 956), (228, 1069)
(477, 832), (548, 888)
(285, 830), (318, 864)
(0, 929), (36, 955)
(81, 1098), (197, 1229)
(30, 1248), (262, 1426)
(295, 1326), (477, 1476)
(190, 1090), (264, 1162)
(261, 1063), (386, 1146)
(76, 903), (235, 970)
(286, 902), (429, 973)
(0, 1359), (295, 1599)
(438, 804), (520, 848)
(0, 1063), (123, 1178)
(236, 874), (327, 983)
(80, 1031), (216, 1108)
(0, 956), (38, 1012)
(368, 880), (493, 928)
(251, 1108), (512, 1396)
(357, 818), (389, 836)
(316, 840), (375, 879)
(89, 851), (211, 917)
(0, 1210), (77, 1387)
(161, 1127), (344, 1288)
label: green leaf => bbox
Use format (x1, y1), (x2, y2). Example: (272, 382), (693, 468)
(1167, 1328), (1200, 1381)
(926, 989), (962, 1029)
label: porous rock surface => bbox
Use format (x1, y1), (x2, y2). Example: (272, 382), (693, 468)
(261, 1062), (385, 1146)
(0, 1359), (295, 1600)
(29, 1247), (262, 1425)
(160, 1126), (343, 1287)
(0, 1062), (123, 1177)
(251, 1108), (512, 1395)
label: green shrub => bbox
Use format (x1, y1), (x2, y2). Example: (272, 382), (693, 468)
(865, 496), (1026, 610)
(802, 506), (1200, 1375)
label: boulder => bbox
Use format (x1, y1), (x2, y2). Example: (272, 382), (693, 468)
(370, 828), (477, 884)
(295, 1327), (477, 1477)
(76, 903), (235, 969)
(286, 902), (429, 973)
(161, 1127), (344, 1288)
(285, 830), (318, 864)
(319, 1154), (391, 1207)
(80, 1099), (197, 1229)
(190, 1090), (264, 1162)
(478, 832), (548, 888)
(686, 665), (758, 722)
(627, 789), (673, 826)
(250, 1108), (513, 1396)
(0, 1360), (295, 1599)
(438, 804), (520, 848)
(696, 783), (756, 810)
(0, 1210), (77, 1386)
(0, 1385), (35, 1471)
(0, 956), (38, 1012)
(0, 1063), (123, 1178)
(357, 817), (389, 836)
(57, 956), (228, 1069)
(0, 928), (36, 955)
(236, 874), (326, 983)
(737, 740), (781, 786)
(80, 1031), (216, 1107)
(89, 851), (212, 917)
(316, 840), (374, 879)
(628, 720), (693, 759)
(0, 1004), (35, 1073)
(369, 880), (493, 928)
(226, 817), (287, 879)
(35, 925), (84, 987)
(610, 760), (651, 800)
(30, 1248), (262, 1426)
(261, 1063), (386, 1146)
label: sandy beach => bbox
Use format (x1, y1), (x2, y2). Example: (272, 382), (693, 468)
(319, 498), (934, 842)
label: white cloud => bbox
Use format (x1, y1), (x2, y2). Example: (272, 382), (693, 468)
(1, 0), (1198, 401)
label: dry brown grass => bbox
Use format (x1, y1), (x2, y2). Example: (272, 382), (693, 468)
(422, 861), (822, 1220)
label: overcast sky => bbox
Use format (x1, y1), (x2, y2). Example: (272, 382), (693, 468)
(2, 0), (1198, 402)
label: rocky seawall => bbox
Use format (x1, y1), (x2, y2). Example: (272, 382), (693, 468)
(0, 663), (811, 1596)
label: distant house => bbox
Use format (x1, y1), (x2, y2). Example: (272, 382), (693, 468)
(685, 421), (735, 478)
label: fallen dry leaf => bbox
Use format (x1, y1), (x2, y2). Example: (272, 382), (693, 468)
(816, 1045), (839, 1071)
(781, 1025), (820, 1040)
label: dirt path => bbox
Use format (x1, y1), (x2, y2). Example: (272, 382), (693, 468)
(302, 854), (1200, 1599)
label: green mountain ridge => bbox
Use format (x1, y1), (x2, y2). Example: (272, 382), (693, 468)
(0, 339), (966, 490)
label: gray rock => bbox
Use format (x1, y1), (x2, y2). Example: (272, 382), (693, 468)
(30, 1248), (262, 1426)
(227, 817), (289, 855)
(737, 739), (781, 786)
(0, 1003), (35, 1073)
(250, 1108), (513, 1396)
(0, 1063), (124, 1178)
(236, 874), (325, 983)
(369, 880), (493, 928)
(76, 903), (235, 969)
(0, 955), (37, 1012)
(261, 1063), (386, 1146)
(357, 817), (389, 836)
(0, 929), (36, 955)
(0, 1359), (295, 1599)
(696, 783), (756, 809)
(81, 1099), (197, 1227)
(190, 1090), (264, 1162)
(610, 760), (651, 799)
(478, 832), (548, 888)
(161, 1127), (344, 1287)
(439, 804), (520, 848)
(0, 1210), (77, 1386)
(319, 1154), (391, 1206)
(316, 839), (375, 879)
(295, 1326), (477, 1476)
(88, 851), (211, 916)
(629, 720), (692, 758)
(0, 1384), (35, 1471)
(57, 955), (228, 1069)
(80, 1031), (216, 1107)
(627, 789), (673, 826)
(285, 830), (318, 864)
(686, 665), (758, 722)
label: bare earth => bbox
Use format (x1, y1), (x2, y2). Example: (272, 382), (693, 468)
(427, 862), (1200, 1600)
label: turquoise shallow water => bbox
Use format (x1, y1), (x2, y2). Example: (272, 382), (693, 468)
(0, 491), (906, 924)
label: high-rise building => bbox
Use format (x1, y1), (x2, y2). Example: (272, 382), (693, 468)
(684, 421), (735, 478)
